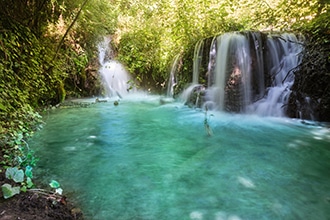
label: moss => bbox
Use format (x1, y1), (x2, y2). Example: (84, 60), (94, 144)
(58, 81), (66, 103)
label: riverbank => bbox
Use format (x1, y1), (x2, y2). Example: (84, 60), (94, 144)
(0, 165), (83, 219)
(0, 103), (87, 219)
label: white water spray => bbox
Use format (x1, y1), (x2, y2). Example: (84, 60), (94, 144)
(248, 33), (304, 116)
(180, 32), (304, 117)
(98, 37), (133, 98)
(166, 54), (180, 97)
(192, 39), (205, 84)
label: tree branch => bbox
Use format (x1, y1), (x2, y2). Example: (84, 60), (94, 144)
(53, 0), (89, 61)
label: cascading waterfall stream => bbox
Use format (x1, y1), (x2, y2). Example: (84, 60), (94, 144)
(192, 40), (205, 84)
(212, 33), (252, 112)
(249, 33), (304, 116)
(180, 39), (207, 107)
(166, 54), (180, 97)
(180, 31), (304, 117)
(98, 37), (133, 98)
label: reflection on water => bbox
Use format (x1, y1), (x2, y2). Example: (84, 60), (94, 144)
(30, 95), (330, 220)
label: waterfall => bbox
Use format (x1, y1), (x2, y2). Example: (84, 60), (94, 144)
(178, 39), (206, 106)
(166, 54), (180, 97)
(209, 33), (252, 112)
(181, 31), (304, 117)
(248, 33), (304, 116)
(207, 37), (217, 88)
(98, 37), (133, 98)
(192, 39), (204, 84)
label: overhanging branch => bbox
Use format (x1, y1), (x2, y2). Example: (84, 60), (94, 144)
(53, 0), (89, 61)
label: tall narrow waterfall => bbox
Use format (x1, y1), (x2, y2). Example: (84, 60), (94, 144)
(182, 31), (304, 117)
(98, 37), (132, 98)
(192, 40), (205, 84)
(166, 55), (180, 97)
(180, 39), (207, 106)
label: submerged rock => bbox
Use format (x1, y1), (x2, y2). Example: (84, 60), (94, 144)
(95, 98), (108, 103)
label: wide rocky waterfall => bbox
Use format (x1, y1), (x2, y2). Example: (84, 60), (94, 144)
(180, 31), (304, 117)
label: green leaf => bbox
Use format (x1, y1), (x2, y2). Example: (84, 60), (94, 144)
(0, 103), (6, 111)
(1, 183), (21, 199)
(49, 180), (60, 189)
(5, 167), (24, 183)
(25, 166), (33, 178)
(26, 177), (34, 188)
(20, 185), (27, 192)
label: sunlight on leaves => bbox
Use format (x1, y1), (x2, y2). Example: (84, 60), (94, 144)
(5, 167), (24, 183)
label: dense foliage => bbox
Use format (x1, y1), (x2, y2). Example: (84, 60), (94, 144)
(113, 0), (329, 93)
(0, 0), (114, 174)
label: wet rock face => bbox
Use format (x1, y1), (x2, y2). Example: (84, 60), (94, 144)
(225, 66), (243, 112)
(184, 85), (206, 108)
(287, 34), (330, 122)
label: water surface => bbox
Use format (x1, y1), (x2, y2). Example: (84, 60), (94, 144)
(30, 94), (330, 220)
